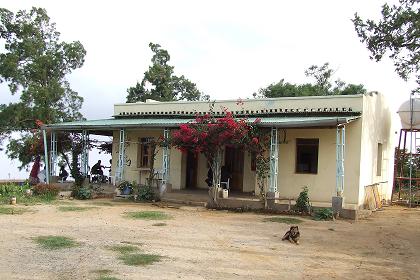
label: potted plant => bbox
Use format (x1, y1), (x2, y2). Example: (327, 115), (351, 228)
(118, 181), (134, 195)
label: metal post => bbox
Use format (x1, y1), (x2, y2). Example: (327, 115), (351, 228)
(50, 131), (57, 176)
(162, 128), (170, 184)
(42, 129), (50, 184)
(116, 129), (125, 182)
(80, 130), (89, 177)
(336, 126), (345, 196)
(269, 127), (278, 193)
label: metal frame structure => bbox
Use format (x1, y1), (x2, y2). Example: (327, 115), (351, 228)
(80, 130), (89, 176)
(116, 129), (125, 183)
(269, 127), (279, 193)
(336, 125), (345, 196)
(42, 129), (50, 184)
(50, 131), (57, 177)
(162, 128), (170, 184)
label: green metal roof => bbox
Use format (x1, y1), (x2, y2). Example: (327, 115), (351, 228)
(43, 116), (360, 131)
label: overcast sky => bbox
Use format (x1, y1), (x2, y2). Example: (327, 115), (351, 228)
(0, 0), (415, 179)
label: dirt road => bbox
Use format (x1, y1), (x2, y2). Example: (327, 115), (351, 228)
(0, 201), (418, 280)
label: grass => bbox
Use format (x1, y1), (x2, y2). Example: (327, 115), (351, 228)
(0, 206), (29, 215)
(118, 253), (162, 266)
(124, 211), (171, 220)
(263, 216), (304, 224)
(57, 206), (95, 212)
(152, 222), (167, 226)
(33, 235), (78, 250)
(106, 244), (140, 254)
(92, 269), (120, 280)
(90, 201), (114, 206)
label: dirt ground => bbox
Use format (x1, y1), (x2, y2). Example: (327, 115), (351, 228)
(0, 201), (419, 280)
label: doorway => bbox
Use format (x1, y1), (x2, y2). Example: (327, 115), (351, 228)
(186, 151), (198, 189)
(224, 146), (244, 191)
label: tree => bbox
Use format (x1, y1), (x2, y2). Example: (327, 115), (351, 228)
(170, 107), (269, 204)
(126, 43), (208, 102)
(353, 0), (420, 93)
(0, 7), (86, 169)
(256, 63), (367, 98)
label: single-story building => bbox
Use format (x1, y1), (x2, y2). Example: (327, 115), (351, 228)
(42, 93), (395, 216)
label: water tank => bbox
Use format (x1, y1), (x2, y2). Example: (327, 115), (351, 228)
(397, 98), (420, 129)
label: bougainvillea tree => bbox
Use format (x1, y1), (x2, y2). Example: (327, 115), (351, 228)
(171, 108), (270, 203)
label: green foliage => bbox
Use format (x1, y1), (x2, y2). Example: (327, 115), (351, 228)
(124, 211), (171, 220)
(118, 253), (162, 266)
(0, 183), (56, 205)
(353, 0), (420, 93)
(33, 235), (78, 250)
(256, 63), (367, 98)
(106, 245), (140, 254)
(126, 42), (205, 102)
(313, 208), (333, 221)
(71, 185), (92, 200)
(136, 184), (155, 201)
(263, 216), (303, 224)
(0, 7), (86, 165)
(294, 186), (311, 213)
(32, 184), (59, 196)
(117, 181), (134, 191)
(0, 183), (29, 196)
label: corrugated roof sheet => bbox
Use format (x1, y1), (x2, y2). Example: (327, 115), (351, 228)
(43, 116), (360, 131)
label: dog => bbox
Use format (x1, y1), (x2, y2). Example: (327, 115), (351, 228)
(282, 226), (300, 245)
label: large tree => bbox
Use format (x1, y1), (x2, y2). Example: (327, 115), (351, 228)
(256, 63), (367, 98)
(126, 43), (208, 102)
(353, 0), (420, 93)
(0, 7), (86, 168)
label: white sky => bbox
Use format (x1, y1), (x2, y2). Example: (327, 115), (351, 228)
(0, 0), (416, 179)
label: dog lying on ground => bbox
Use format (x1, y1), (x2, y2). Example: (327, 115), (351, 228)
(282, 226), (300, 245)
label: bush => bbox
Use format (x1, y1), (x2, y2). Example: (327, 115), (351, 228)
(71, 185), (92, 200)
(313, 208), (333, 221)
(294, 186), (311, 213)
(33, 184), (59, 196)
(136, 184), (155, 201)
(0, 183), (30, 196)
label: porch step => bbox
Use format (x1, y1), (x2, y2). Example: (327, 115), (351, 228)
(161, 197), (207, 207)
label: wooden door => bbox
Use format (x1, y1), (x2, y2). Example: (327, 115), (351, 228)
(224, 147), (244, 191)
(186, 151), (198, 189)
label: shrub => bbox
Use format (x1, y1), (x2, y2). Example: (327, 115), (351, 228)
(313, 208), (333, 221)
(0, 183), (30, 196)
(71, 185), (92, 200)
(33, 184), (59, 196)
(136, 184), (155, 201)
(294, 186), (311, 213)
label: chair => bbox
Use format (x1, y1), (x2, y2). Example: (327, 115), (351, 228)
(220, 178), (230, 190)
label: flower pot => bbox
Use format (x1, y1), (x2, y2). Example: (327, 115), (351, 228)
(10, 196), (16, 205)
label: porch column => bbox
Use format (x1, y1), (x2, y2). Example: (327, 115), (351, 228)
(162, 128), (170, 184)
(80, 130), (89, 177)
(269, 127), (279, 193)
(333, 125), (346, 217)
(336, 126), (345, 196)
(116, 129), (125, 183)
(42, 129), (50, 184)
(50, 131), (57, 177)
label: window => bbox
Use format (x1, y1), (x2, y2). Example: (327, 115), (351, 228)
(296, 139), (319, 174)
(137, 137), (154, 168)
(377, 143), (383, 176)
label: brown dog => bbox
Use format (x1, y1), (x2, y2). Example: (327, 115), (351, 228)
(282, 226), (300, 245)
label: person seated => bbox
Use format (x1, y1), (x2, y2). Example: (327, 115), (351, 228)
(91, 160), (105, 176)
(58, 165), (68, 182)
